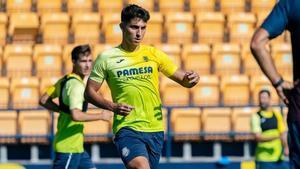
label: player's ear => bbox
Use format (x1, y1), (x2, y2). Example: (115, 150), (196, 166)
(120, 22), (125, 31)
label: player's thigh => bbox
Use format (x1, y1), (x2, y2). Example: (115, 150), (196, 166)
(146, 132), (164, 169)
(114, 128), (149, 166)
(78, 151), (96, 169)
(53, 152), (80, 169)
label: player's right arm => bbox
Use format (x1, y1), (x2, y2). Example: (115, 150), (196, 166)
(85, 79), (133, 116)
(39, 84), (60, 113)
(251, 113), (279, 142)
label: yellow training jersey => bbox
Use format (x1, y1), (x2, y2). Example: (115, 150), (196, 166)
(89, 45), (178, 133)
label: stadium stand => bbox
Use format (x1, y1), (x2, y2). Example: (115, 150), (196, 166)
(191, 75), (220, 106)
(36, 0), (62, 14)
(3, 44), (33, 77)
(155, 43), (182, 67)
(127, 0), (155, 11)
(10, 77), (39, 109)
(171, 107), (201, 141)
(189, 0), (216, 13)
(0, 77), (9, 109)
(98, 0), (124, 13)
(165, 12), (194, 44)
(40, 13), (70, 44)
(0, 110), (17, 143)
(212, 43), (241, 75)
(271, 42), (292, 77)
(220, 0), (246, 14)
(158, 0), (185, 13)
(71, 12), (101, 44)
(101, 13), (122, 44)
(251, 0), (276, 13)
(142, 12), (163, 44)
(6, 0), (32, 14)
(0, 13), (7, 45)
(19, 110), (50, 143)
(67, 0), (93, 14)
(182, 44), (211, 75)
(195, 12), (225, 44)
(33, 44), (63, 77)
(221, 75), (250, 106)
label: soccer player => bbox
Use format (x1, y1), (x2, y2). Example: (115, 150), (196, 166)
(251, 89), (288, 169)
(250, 0), (300, 168)
(39, 44), (112, 169)
(84, 4), (200, 169)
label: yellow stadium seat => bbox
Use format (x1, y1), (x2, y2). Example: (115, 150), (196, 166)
(0, 47), (3, 74)
(127, 0), (155, 11)
(3, 44), (33, 77)
(37, 0), (62, 14)
(19, 110), (50, 143)
(0, 110), (18, 143)
(220, 0), (246, 14)
(155, 44), (182, 67)
(8, 13), (39, 43)
(10, 77), (39, 109)
(221, 75), (250, 106)
(171, 108), (201, 141)
(6, 0), (31, 14)
(241, 43), (264, 76)
(251, 0), (276, 13)
(196, 12), (225, 44)
(0, 13), (7, 45)
(250, 75), (279, 105)
(102, 13), (122, 44)
(71, 13), (100, 44)
(67, 0), (93, 14)
(93, 44), (115, 60)
(160, 77), (190, 106)
(98, 0), (123, 13)
(162, 108), (168, 133)
(190, 0), (215, 13)
(0, 77), (9, 109)
(271, 43), (292, 76)
(143, 12), (163, 45)
(34, 44), (62, 77)
(62, 44), (77, 73)
(227, 13), (256, 43)
(165, 12), (194, 44)
(191, 75), (220, 106)
(41, 13), (70, 45)
(182, 44), (211, 75)
(212, 43), (241, 75)
(84, 109), (112, 142)
(159, 0), (184, 13)
(232, 107), (257, 141)
(40, 76), (59, 96)
(202, 107), (232, 141)
(256, 11), (270, 27)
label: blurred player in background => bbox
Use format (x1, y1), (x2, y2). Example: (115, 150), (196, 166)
(251, 89), (288, 169)
(250, 0), (300, 168)
(39, 44), (112, 169)
(84, 4), (199, 169)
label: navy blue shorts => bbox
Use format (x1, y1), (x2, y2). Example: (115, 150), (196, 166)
(114, 127), (164, 169)
(256, 161), (289, 169)
(288, 122), (300, 169)
(53, 151), (96, 169)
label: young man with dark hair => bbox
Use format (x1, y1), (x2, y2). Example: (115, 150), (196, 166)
(40, 44), (112, 169)
(251, 89), (288, 169)
(250, 0), (300, 168)
(85, 4), (200, 169)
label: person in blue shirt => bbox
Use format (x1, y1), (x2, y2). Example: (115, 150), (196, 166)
(250, 0), (300, 168)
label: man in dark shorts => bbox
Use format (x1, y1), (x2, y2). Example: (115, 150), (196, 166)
(250, 0), (300, 168)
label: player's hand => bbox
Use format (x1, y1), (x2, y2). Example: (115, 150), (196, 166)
(184, 71), (199, 86)
(113, 103), (134, 116)
(100, 110), (113, 121)
(284, 147), (289, 156)
(275, 80), (294, 105)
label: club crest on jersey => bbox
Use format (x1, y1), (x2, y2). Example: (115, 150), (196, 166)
(143, 56), (149, 62)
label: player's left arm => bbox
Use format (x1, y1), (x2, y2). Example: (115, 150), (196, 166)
(168, 69), (200, 88)
(275, 111), (289, 155)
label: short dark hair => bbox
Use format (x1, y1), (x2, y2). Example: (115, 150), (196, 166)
(121, 4), (150, 23)
(259, 89), (271, 97)
(71, 44), (91, 61)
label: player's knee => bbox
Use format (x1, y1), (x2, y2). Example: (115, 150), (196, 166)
(127, 156), (150, 169)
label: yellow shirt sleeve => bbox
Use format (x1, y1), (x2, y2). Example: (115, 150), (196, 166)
(251, 113), (262, 133)
(89, 54), (107, 83)
(45, 80), (61, 99)
(153, 48), (178, 77)
(274, 111), (287, 133)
